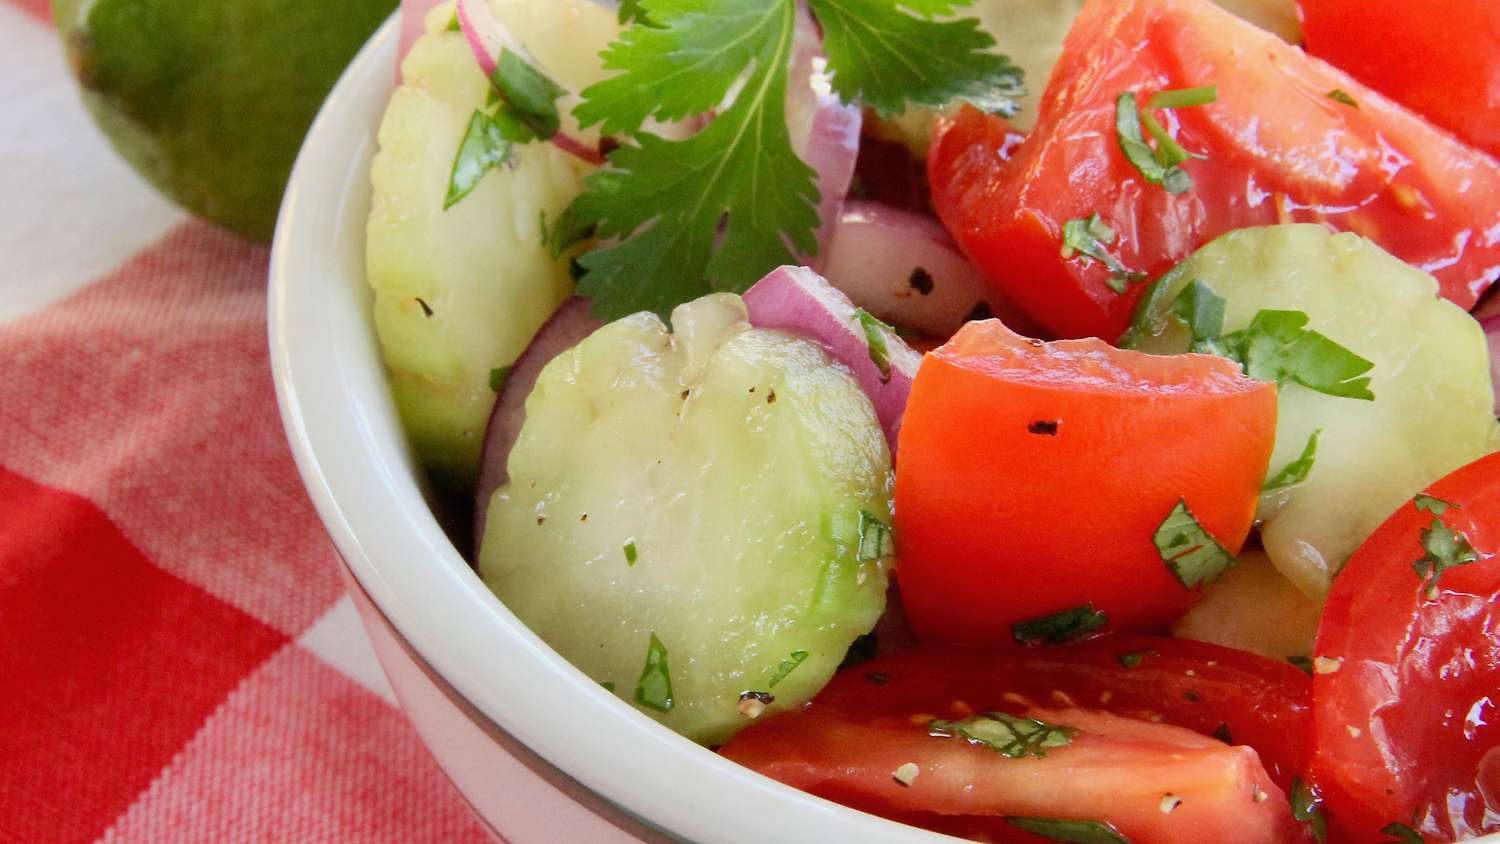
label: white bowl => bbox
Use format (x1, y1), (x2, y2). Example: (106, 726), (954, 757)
(267, 15), (951, 844)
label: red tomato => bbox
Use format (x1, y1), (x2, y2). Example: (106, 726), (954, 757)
(928, 0), (1500, 341)
(1311, 451), (1500, 842)
(1301, 0), (1500, 160)
(893, 320), (1276, 643)
(720, 639), (1311, 843)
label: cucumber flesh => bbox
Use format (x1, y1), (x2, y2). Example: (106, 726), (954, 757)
(1128, 224), (1500, 598)
(365, 0), (618, 492)
(478, 294), (894, 745)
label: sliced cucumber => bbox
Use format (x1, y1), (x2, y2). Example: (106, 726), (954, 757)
(1172, 549), (1320, 661)
(365, 0), (619, 492)
(478, 294), (894, 745)
(1127, 224), (1500, 598)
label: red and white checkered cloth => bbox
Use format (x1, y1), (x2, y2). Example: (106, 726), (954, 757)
(1, 3), (492, 841)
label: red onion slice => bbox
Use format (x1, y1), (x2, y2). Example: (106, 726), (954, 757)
(454, 0), (604, 165)
(742, 265), (921, 449)
(820, 200), (1041, 338)
(398, 0), (448, 79)
(787, 5), (861, 265)
(474, 298), (604, 549)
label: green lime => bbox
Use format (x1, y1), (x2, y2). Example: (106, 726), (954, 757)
(55, 0), (395, 241)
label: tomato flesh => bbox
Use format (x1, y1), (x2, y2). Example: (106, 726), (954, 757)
(1312, 451), (1500, 841)
(1301, 0), (1500, 160)
(893, 319), (1276, 643)
(721, 639), (1311, 843)
(928, 0), (1500, 341)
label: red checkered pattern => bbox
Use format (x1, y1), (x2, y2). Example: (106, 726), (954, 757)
(1, 4), (492, 841)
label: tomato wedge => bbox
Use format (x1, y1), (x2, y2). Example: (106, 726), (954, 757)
(1310, 451), (1500, 842)
(928, 0), (1500, 341)
(1301, 0), (1500, 161)
(721, 639), (1311, 843)
(894, 320), (1276, 643)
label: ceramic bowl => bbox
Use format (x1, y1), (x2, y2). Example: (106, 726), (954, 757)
(267, 14), (949, 844)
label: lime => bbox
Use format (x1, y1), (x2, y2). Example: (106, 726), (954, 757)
(55, 0), (395, 241)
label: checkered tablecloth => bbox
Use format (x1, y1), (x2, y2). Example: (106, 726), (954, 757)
(0, 3), (492, 841)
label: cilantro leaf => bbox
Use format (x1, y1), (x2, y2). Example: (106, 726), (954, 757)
(808, 0), (1025, 117)
(768, 650), (809, 687)
(491, 50), (567, 139)
(1062, 213), (1145, 293)
(1012, 604), (1108, 644)
(855, 309), (895, 381)
(1116, 650), (1146, 669)
(624, 539), (638, 565)
(567, 0), (819, 318)
(445, 109), (525, 209)
(1413, 515), (1479, 597)
(634, 632), (674, 712)
(1380, 822), (1423, 843)
(1004, 817), (1132, 844)
(1414, 493), (1456, 516)
(929, 712), (1076, 758)
(488, 365), (511, 393)
(1327, 88), (1359, 108)
(1115, 87), (1216, 195)
(1229, 310), (1375, 400)
(1291, 778), (1328, 844)
(617, 0), (654, 26)
(1153, 499), (1236, 589)
(1263, 429), (1322, 494)
(1169, 278), (1226, 346)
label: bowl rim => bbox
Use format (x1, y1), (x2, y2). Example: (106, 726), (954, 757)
(267, 13), (953, 844)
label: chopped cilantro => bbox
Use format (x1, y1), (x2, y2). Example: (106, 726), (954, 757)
(1004, 817), (1132, 844)
(1414, 493), (1457, 516)
(1062, 213), (1144, 293)
(634, 632), (674, 712)
(444, 109), (526, 209)
(768, 650), (809, 687)
(624, 540), (638, 566)
(1116, 650), (1146, 669)
(1290, 778), (1328, 844)
(600, 680), (616, 692)
(1153, 499), (1236, 589)
(616, 0), (653, 25)
(1380, 822), (1423, 843)
(929, 712), (1076, 758)
(446, 12), (461, 31)
(1012, 604), (1108, 645)
(1327, 89), (1359, 108)
(490, 50), (567, 139)
(856, 510), (894, 562)
(489, 366), (511, 393)
(1157, 281), (1376, 401)
(854, 309), (895, 382)
(1115, 86), (1217, 195)
(1413, 514), (1479, 597)
(1263, 429), (1322, 494)
(565, 0), (1023, 320)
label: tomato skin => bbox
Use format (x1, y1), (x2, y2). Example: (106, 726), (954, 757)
(720, 639), (1311, 843)
(1300, 0), (1500, 160)
(928, 0), (1500, 342)
(1311, 451), (1500, 842)
(893, 320), (1276, 643)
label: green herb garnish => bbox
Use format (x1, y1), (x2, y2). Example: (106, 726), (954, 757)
(1116, 650), (1146, 669)
(1327, 89), (1359, 108)
(855, 309), (895, 382)
(1380, 822), (1423, 843)
(490, 50), (567, 138)
(1414, 513), (1478, 597)
(768, 650), (809, 687)
(1153, 499), (1236, 589)
(1062, 213), (1144, 294)
(624, 540), (638, 566)
(634, 632), (674, 712)
(1012, 604), (1108, 645)
(1290, 777), (1328, 844)
(1115, 86), (1217, 195)
(1168, 278), (1226, 347)
(445, 50), (569, 209)
(489, 366), (511, 393)
(445, 109), (525, 209)
(1414, 493), (1456, 516)
(1004, 817), (1132, 844)
(929, 712), (1076, 758)
(1263, 429), (1322, 494)
(565, 0), (1023, 320)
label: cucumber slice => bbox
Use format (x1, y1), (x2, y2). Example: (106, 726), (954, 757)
(365, 0), (618, 492)
(1127, 224), (1500, 598)
(478, 294), (894, 745)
